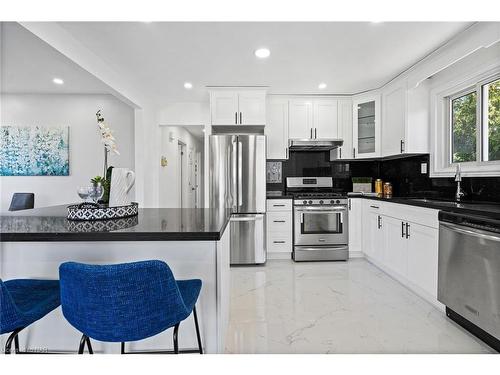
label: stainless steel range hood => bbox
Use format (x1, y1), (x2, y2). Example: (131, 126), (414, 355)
(288, 138), (343, 151)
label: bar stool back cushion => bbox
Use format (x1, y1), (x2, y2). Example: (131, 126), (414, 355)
(0, 279), (60, 334)
(9, 193), (35, 211)
(59, 260), (193, 342)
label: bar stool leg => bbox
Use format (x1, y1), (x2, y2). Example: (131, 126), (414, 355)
(193, 306), (203, 354)
(121, 342), (125, 354)
(173, 323), (180, 354)
(86, 337), (93, 354)
(5, 327), (23, 354)
(78, 335), (87, 354)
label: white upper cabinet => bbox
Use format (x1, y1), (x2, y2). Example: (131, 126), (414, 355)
(382, 83), (406, 156)
(238, 91), (267, 125)
(210, 89), (266, 125)
(265, 98), (289, 159)
(352, 94), (381, 159)
(381, 79), (430, 157)
(210, 90), (239, 125)
(312, 99), (338, 138)
(335, 98), (353, 159)
(288, 99), (313, 139)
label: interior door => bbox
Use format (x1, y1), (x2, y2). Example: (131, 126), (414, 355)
(237, 135), (266, 213)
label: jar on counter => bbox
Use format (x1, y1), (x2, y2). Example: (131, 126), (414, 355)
(375, 179), (383, 197)
(383, 182), (393, 198)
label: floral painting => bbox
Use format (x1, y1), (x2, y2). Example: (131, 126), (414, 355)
(0, 126), (69, 176)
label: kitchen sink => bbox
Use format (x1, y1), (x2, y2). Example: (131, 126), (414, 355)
(406, 198), (465, 208)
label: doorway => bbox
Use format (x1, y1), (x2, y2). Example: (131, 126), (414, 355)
(159, 125), (205, 208)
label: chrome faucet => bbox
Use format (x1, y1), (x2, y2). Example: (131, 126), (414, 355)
(455, 164), (465, 202)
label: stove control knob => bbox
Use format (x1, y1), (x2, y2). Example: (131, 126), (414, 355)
(303, 200), (307, 205)
(330, 200), (335, 204)
(319, 200), (324, 204)
(336, 200), (340, 204)
(308, 200), (313, 205)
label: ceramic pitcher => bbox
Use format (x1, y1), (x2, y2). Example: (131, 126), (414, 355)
(109, 168), (136, 207)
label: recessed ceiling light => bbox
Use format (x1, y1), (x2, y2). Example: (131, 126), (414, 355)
(255, 48), (271, 59)
(184, 82), (193, 89)
(52, 78), (64, 85)
(371, 21), (383, 24)
(318, 83), (327, 89)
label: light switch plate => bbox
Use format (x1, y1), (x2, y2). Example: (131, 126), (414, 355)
(421, 162), (427, 174)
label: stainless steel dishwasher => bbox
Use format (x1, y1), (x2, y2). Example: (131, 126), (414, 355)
(438, 210), (500, 352)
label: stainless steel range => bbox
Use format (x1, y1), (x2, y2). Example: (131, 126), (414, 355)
(286, 177), (348, 262)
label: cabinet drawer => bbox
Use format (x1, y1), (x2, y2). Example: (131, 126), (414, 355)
(267, 212), (292, 232)
(267, 233), (292, 253)
(383, 201), (439, 229)
(266, 199), (292, 212)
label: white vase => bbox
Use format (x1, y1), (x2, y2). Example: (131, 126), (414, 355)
(109, 168), (136, 207)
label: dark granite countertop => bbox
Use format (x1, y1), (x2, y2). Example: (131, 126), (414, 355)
(351, 195), (500, 221)
(0, 205), (231, 242)
(266, 195), (293, 199)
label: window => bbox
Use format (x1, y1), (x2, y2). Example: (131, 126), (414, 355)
(451, 91), (477, 163)
(447, 76), (500, 165)
(482, 79), (500, 161)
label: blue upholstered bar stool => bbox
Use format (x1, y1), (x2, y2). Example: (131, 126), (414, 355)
(0, 279), (60, 354)
(59, 260), (203, 354)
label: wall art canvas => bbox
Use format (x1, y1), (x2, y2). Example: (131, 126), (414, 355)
(0, 126), (69, 176)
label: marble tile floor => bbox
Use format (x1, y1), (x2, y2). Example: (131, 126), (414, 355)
(225, 258), (495, 354)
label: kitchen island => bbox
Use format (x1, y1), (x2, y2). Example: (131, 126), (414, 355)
(0, 205), (231, 354)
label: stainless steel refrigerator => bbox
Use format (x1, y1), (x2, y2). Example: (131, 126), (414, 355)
(209, 134), (266, 265)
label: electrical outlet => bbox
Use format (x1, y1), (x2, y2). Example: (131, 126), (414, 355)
(421, 162), (427, 174)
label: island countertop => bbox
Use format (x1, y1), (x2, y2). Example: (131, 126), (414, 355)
(0, 205), (232, 242)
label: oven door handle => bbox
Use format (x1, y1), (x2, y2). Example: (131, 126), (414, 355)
(295, 207), (347, 213)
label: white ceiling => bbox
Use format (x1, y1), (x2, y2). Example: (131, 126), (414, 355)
(1, 22), (111, 95)
(2, 22), (474, 104)
(57, 21), (473, 104)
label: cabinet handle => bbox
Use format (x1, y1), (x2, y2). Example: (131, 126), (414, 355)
(273, 204), (285, 207)
(406, 223), (410, 239)
(235, 112), (238, 124)
(310, 128), (313, 138)
(348, 199), (351, 210)
(314, 128), (317, 139)
(339, 148), (342, 159)
(377, 215), (382, 229)
(353, 147), (356, 158)
(401, 222), (406, 238)
(400, 140), (405, 153)
(273, 241), (286, 244)
(370, 205), (379, 209)
(273, 220), (286, 223)
(240, 112), (242, 124)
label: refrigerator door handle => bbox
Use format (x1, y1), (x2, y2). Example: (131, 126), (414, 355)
(238, 140), (243, 207)
(231, 138), (238, 211)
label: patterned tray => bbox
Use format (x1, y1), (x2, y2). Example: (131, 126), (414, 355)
(67, 202), (139, 221)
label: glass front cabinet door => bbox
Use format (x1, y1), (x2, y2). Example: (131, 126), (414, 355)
(352, 95), (381, 159)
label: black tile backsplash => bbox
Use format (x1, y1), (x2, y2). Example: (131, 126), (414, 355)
(267, 152), (500, 203)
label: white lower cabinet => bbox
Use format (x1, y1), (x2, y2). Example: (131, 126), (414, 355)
(266, 199), (292, 258)
(383, 216), (408, 278)
(406, 223), (439, 299)
(358, 199), (441, 308)
(348, 198), (362, 254)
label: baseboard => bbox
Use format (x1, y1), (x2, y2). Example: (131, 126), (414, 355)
(364, 255), (445, 312)
(267, 252), (292, 260)
(348, 251), (364, 258)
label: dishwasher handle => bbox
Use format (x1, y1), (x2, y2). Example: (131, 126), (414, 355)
(440, 222), (500, 242)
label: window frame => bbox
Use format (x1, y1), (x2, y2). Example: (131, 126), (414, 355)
(431, 66), (500, 178)
(480, 76), (500, 162)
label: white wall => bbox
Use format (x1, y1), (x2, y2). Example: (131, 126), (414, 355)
(0, 94), (135, 211)
(159, 126), (204, 208)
